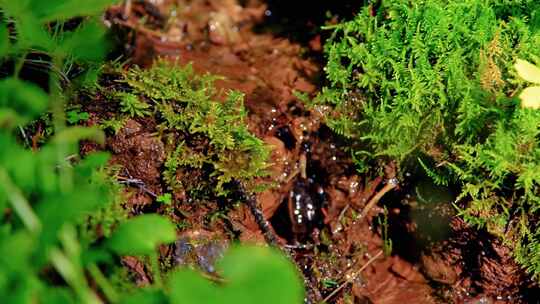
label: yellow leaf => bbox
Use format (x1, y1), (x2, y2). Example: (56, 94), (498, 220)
(519, 86), (540, 109)
(515, 59), (540, 84)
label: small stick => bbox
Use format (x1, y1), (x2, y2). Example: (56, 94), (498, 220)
(322, 250), (383, 303)
(359, 178), (398, 219)
(116, 175), (158, 198)
(241, 185), (280, 247)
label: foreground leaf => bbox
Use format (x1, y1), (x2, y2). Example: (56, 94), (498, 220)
(0, 78), (49, 127)
(169, 245), (303, 304)
(30, 0), (119, 22)
(107, 214), (177, 256)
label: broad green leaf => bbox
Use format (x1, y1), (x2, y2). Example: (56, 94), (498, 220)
(30, 0), (118, 22)
(219, 246), (304, 304)
(519, 86), (540, 109)
(15, 15), (54, 52)
(107, 214), (177, 256)
(0, 77), (49, 126)
(515, 59), (540, 84)
(169, 246), (303, 304)
(58, 20), (110, 62)
(169, 270), (220, 304)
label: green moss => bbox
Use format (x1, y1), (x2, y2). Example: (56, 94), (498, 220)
(105, 60), (269, 197)
(316, 0), (540, 278)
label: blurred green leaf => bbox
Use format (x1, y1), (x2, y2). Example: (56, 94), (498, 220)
(0, 231), (34, 273)
(59, 19), (110, 62)
(30, 0), (118, 22)
(169, 270), (220, 304)
(122, 288), (168, 304)
(0, 23), (9, 58)
(52, 126), (105, 145)
(75, 152), (110, 177)
(14, 15), (54, 52)
(169, 246), (304, 304)
(41, 287), (76, 304)
(219, 246), (304, 304)
(74, 65), (102, 88)
(0, 77), (49, 127)
(0, 0), (31, 18)
(107, 214), (177, 256)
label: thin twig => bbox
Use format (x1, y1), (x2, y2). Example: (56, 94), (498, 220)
(322, 250), (383, 303)
(116, 175), (157, 198)
(359, 178), (398, 219)
(240, 184), (280, 247)
(331, 204), (350, 234)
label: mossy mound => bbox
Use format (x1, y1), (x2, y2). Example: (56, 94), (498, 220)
(315, 0), (540, 279)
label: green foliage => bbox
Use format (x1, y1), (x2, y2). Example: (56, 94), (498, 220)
(0, 1), (123, 302)
(0, 77), (49, 127)
(157, 193), (173, 205)
(66, 109), (90, 124)
(107, 60), (270, 196)
(116, 92), (152, 118)
(100, 116), (128, 134)
(107, 214), (177, 256)
(169, 246), (304, 304)
(0, 4), (302, 304)
(317, 0), (540, 278)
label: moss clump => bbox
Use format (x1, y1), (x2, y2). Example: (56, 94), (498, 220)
(104, 60), (269, 198)
(316, 0), (540, 278)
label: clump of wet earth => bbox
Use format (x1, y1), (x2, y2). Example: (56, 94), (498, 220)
(76, 0), (540, 303)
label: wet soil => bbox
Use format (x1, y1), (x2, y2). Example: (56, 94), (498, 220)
(80, 1), (539, 303)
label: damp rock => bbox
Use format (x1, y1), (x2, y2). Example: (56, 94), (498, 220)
(173, 230), (229, 273)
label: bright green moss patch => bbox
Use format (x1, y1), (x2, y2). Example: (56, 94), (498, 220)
(105, 60), (269, 197)
(316, 0), (540, 278)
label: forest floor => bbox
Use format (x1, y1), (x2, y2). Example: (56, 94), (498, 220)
(71, 1), (537, 303)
